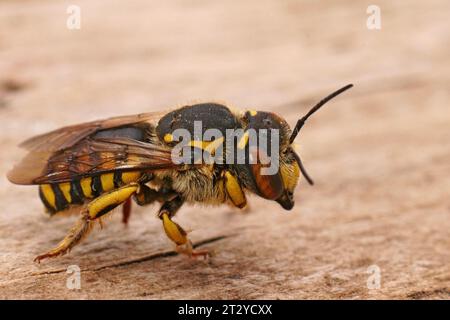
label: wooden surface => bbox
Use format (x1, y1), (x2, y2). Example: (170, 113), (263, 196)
(0, 0), (449, 299)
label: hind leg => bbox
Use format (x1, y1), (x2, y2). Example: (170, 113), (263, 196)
(122, 198), (132, 224)
(34, 210), (93, 262)
(34, 183), (139, 262)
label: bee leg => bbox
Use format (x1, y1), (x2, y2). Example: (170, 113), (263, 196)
(34, 184), (140, 262)
(134, 184), (165, 206)
(223, 170), (247, 209)
(122, 197), (132, 225)
(34, 210), (93, 263)
(134, 186), (207, 257)
(158, 196), (210, 259)
(134, 184), (180, 206)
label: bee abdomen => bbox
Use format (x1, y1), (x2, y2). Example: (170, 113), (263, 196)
(38, 171), (142, 214)
(38, 182), (83, 214)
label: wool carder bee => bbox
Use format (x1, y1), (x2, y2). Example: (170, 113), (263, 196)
(7, 84), (353, 262)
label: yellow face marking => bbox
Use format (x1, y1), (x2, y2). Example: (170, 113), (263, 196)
(237, 131), (250, 150)
(40, 184), (56, 209)
(280, 161), (300, 191)
(164, 133), (173, 143)
(87, 184), (138, 219)
(100, 173), (115, 192)
(59, 182), (72, 203)
(224, 171), (246, 208)
(121, 171), (141, 184)
(162, 213), (187, 245)
(80, 177), (93, 198)
(249, 110), (257, 116)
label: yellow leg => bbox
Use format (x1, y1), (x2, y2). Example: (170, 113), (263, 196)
(34, 184), (139, 262)
(34, 211), (93, 262)
(223, 171), (247, 209)
(87, 183), (139, 219)
(159, 196), (209, 258)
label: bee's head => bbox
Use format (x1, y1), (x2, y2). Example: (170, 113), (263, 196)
(242, 84), (353, 210)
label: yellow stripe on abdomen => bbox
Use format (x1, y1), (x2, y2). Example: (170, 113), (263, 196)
(100, 173), (115, 192)
(59, 182), (72, 203)
(39, 172), (142, 213)
(39, 184), (57, 210)
(80, 177), (93, 198)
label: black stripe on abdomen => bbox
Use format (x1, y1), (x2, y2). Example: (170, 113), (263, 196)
(113, 171), (122, 188)
(70, 180), (85, 205)
(51, 184), (69, 212)
(91, 176), (103, 197)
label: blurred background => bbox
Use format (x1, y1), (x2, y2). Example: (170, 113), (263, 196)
(0, 1), (448, 299)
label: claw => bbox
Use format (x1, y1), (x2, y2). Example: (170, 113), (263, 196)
(176, 240), (211, 259)
(33, 213), (92, 263)
(34, 248), (67, 263)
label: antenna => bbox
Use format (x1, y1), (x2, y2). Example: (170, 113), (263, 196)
(289, 84), (353, 144)
(290, 84), (354, 185)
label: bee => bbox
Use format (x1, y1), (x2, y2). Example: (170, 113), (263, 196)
(7, 84), (353, 262)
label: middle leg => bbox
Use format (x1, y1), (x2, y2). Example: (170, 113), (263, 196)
(158, 196), (209, 258)
(133, 185), (209, 258)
